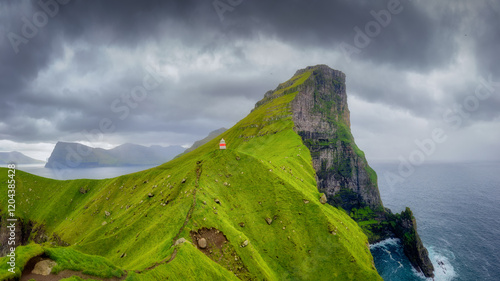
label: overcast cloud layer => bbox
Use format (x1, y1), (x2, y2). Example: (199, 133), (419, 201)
(0, 0), (499, 163)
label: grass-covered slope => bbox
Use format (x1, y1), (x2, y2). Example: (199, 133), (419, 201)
(0, 70), (382, 280)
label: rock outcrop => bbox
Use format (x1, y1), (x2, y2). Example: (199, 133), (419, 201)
(0, 215), (60, 257)
(284, 65), (434, 278)
(31, 259), (57, 275)
(388, 208), (435, 277)
(290, 65), (383, 211)
(0, 215), (33, 256)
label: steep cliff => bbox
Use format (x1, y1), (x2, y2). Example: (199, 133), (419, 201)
(272, 65), (434, 277)
(290, 65), (382, 211)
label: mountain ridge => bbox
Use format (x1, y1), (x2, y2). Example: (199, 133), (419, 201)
(0, 151), (44, 165)
(45, 141), (184, 168)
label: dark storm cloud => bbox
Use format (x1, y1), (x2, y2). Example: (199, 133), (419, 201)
(0, 0), (499, 155)
(233, 0), (458, 71)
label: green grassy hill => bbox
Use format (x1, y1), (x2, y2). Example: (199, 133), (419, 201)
(0, 68), (382, 280)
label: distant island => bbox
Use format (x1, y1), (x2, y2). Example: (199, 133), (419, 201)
(45, 142), (184, 168)
(0, 151), (45, 165)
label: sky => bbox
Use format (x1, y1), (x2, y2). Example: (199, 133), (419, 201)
(0, 0), (499, 164)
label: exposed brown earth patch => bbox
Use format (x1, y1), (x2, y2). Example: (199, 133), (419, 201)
(190, 227), (251, 280)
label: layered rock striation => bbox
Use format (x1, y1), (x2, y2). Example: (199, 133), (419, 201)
(290, 65), (383, 211)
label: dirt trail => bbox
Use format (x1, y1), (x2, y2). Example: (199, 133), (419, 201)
(135, 160), (203, 274)
(172, 160), (202, 243)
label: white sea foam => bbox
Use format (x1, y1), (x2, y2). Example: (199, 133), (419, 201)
(412, 246), (457, 281)
(369, 238), (400, 249)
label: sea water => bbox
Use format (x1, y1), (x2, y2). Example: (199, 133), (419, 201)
(370, 162), (500, 281)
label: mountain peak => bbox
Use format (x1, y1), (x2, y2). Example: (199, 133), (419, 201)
(293, 64), (345, 78)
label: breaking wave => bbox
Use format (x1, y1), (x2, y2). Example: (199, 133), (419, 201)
(371, 238), (457, 280)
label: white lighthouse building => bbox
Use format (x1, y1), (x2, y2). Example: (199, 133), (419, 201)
(219, 138), (226, 150)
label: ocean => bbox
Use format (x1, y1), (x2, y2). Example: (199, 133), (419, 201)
(12, 162), (500, 280)
(370, 162), (500, 281)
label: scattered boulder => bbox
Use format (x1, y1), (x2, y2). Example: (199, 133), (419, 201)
(120, 253), (127, 258)
(238, 222), (245, 227)
(240, 240), (249, 248)
(148, 193), (154, 198)
(303, 199), (310, 204)
(320, 194), (327, 204)
(198, 238), (207, 249)
(174, 238), (187, 246)
(214, 198), (220, 204)
(32, 259), (57, 276)
(79, 186), (89, 194)
(265, 217), (273, 225)
(182, 178), (187, 183)
(104, 211), (110, 217)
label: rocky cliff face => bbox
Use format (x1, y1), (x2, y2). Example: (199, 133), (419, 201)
(290, 65), (382, 211)
(0, 215), (32, 256)
(0, 214), (59, 257)
(287, 65), (434, 278)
